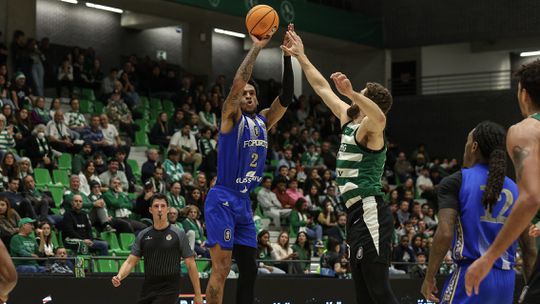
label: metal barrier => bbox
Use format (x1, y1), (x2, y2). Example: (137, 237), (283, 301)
(388, 70), (512, 96)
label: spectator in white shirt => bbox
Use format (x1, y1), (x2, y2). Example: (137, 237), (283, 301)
(257, 177), (291, 227)
(46, 110), (80, 153)
(169, 123), (201, 173)
(416, 167), (434, 196)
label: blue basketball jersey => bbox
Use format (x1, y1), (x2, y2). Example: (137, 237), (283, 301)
(452, 164), (519, 270)
(215, 113), (268, 194)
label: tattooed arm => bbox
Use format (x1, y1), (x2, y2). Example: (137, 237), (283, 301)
(465, 122), (540, 295)
(221, 35), (271, 134)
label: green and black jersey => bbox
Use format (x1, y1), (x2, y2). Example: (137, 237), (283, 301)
(336, 122), (386, 206)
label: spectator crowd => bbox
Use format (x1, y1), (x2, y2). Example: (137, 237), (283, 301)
(0, 29), (474, 278)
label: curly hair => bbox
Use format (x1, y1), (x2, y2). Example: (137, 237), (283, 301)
(515, 59), (540, 108)
(364, 82), (393, 114)
(472, 121), (507, 212)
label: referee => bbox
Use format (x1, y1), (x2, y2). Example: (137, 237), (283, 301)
(112, 193), (203, 304)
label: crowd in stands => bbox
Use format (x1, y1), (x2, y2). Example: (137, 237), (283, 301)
(0, 29), (483, 278)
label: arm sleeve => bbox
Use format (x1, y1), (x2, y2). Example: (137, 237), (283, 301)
(279, 56), (294, 107)
(437, 171), (462, 211)
(174, 228), (196, 258)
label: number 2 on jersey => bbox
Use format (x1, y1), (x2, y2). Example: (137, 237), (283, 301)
(250, 153), (259, 167)
(479, 186), (515, 224)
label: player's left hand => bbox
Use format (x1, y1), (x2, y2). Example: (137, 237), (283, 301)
(465, 256), (494, 296)
(421, 277), (439, 302)
(193, 294), (203, 304)
(282, 24), (294, 56)
(330, 72), (354, 98)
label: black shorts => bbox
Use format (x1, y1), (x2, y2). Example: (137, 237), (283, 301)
(520, 250), (540, 303)
(346, 196), (393, 265)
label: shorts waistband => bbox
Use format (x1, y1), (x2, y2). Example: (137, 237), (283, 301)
(346, 195), (378, 210)
(211, 185), (250, 198)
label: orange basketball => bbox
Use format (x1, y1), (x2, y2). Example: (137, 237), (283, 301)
(245, 5), (279, 39)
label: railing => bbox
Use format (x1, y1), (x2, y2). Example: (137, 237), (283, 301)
(12, 256), (522, 278)
(388, 70), (512, 96)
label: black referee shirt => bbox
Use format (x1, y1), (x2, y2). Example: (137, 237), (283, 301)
(131, 224), (195, 295)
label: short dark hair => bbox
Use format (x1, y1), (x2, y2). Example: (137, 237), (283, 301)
(364, 82), (393, 114)
(515, 59), (540, 108)
(167, 149), (180, 157)
(262, 176), (272, 183)
(151, 193), (168, 206)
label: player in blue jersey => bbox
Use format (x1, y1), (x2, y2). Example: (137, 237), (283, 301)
(204, 27), (295, 304)
(421, 121), (536, 303)
(465, 60), (540, 303)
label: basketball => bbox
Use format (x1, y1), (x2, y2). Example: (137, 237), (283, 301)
(245, 4), (279, 39)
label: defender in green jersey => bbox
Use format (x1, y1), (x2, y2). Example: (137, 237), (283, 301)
(283, 28), (397, 304)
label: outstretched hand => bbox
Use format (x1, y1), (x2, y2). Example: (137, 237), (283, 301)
(280, 24), (304, 57)
(282, 24), (294, 56)
(330, 72), (354, 98)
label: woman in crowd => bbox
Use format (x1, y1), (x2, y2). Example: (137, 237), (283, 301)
(49, 98), (62, 120)
(198, 101), (217, 131)
(14, 108), (33, 150)
(317, 199), (337, 233)
(291, 231), (311, 274)
(271, 231), (296, 273)
(30, 96), (50, 126)
(149, 112), (170, 150)
(0, 152), (19, 186)
(17, 157), (33, 181)
(290, 198), (323, 247)
(257, 230), (286, 274)
(78, 160), (99, 196)
(305, 184), (322, 212)
(186, 187), (204, 219)
(2, 104), (16, 126)
(321, 169), (338, 194)
(36, 222), (55, 258)
(0, 197), (19, 246)
(181, 205), (209, 258)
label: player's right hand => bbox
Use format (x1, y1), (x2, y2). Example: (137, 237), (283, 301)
(193, 294), (203, 304)
(111, 275), (122, 287)
(421, 277), (439, 302)
(250, 34), (272, 48)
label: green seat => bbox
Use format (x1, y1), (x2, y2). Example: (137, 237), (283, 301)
(140, 97), (150, 109)
(79, 99), (93, 114)
(150, 98), (162, 110)
(135, 131), (151, 147)
(127, 159), (141, 179)
(135, 120), (149, 132)
(81, 88), (96, 101)
(34, 168), (53, 187)
(119, 233), (136, 251)
(51, 230), (59, 248)
(50, 208), (61, 215)
(53, 169), (70, 186)
(162, 99), (174, 112)
(49, 186), (65, 208)
(101, 232), (130, 256)
(270, 159), (279, 167)
(94, 259), (119, 273)
(196, 260), (209, 272)
(58, 154), (72, 171)
(93, 102), (104, 115)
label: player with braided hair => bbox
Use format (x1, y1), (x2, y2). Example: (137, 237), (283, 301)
(421, 121), (536, 303)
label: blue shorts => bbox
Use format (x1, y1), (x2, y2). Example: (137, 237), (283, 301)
(204, 185), (256, 250)
(441, 264), (515, 304)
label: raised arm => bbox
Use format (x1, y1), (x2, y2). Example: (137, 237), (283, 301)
(221, 35), (271, 134)
(330, 73), (387, 131)
(282, 28), (350, 125)
(261, 25), (295, 129)
(465, 123), (540, 296)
